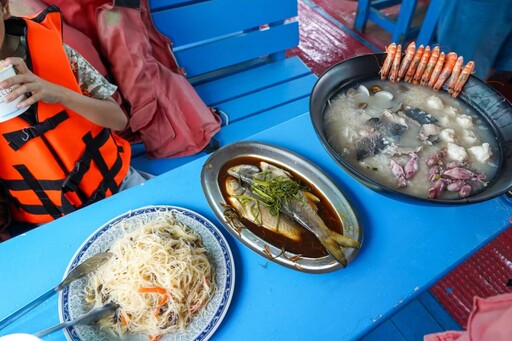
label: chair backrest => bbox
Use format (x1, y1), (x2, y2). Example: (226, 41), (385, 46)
(149, 0), (299, 81)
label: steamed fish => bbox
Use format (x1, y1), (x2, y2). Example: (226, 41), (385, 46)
(225, 176), (303, 241)
(227, 162), (360, 267)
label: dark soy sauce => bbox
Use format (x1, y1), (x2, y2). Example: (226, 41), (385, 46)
(218, 157), (344, 258)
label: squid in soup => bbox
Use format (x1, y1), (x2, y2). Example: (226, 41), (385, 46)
(323, 79), (499, 200)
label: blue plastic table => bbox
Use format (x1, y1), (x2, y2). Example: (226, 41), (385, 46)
(1, 113), (511, 340)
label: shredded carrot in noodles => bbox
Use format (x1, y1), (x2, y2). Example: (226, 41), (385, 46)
(139, 287), (167, 295)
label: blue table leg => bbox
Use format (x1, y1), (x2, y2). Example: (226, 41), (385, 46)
(354, 0), (372, 32)
(355, 0), (420, 45)
(391, 0), (418, 44)
(416, 0), (441, 46)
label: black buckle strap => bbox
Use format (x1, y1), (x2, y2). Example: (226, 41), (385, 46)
(3, 111), (68, 151)
(62, 129), (111, 194)
(63, 129), (123, 198)
(82, 182), (108, 208)
(62, 151), (93, 194)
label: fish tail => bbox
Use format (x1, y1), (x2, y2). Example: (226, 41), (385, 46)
(321, 236), (348, 267)
(332, 232), (361, 249)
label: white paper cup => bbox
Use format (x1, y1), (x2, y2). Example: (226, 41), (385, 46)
(0, 65), (29, 122)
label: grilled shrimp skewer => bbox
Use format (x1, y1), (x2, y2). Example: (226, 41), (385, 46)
(379, 41), (473, 98)
(381, 43), (397, 80)
(389, 43), (402, 82)
(397, 41), (416, 81)
(420, 46), (440, 86)
(447, 56), (464, 94)
(405, 44), (424, 82)
(452, 61), (475, 98)
(433, 52), (457, 91)
(413, 45), (431, 84)
(427, 51), (446, 87)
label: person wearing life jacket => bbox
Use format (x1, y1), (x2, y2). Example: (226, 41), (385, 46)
(0, 1), (146, 238)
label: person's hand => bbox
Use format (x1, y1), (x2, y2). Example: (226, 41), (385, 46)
(0, 57), (63, 107)
(0, 57), (127, 130)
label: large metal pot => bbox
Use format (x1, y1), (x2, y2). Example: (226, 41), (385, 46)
(309, 53), (512, 204)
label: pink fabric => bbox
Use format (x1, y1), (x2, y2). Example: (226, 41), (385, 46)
(18, 0), (108, 76)
(38, 0), (221, 158)
(424, 293), (512, 341)
(95, 1), (221, 157)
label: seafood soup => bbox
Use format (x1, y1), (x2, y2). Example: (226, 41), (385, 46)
(218, 157), (345, 258)
(323, 79), (500, 200)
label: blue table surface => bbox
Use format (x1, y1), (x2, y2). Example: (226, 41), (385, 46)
(1, 113), (511, 340)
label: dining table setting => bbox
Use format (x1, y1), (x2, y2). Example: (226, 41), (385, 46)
(0, 109), (511, 340)
(2, 0), (512, 336)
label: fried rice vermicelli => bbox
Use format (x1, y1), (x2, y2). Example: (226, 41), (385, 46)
(84, 211), (216, 339)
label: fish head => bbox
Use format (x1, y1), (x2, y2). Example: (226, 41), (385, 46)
(225, 176), (246, 196)
(227, 164), (260, 183)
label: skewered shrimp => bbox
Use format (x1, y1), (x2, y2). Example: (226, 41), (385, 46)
(380, 43), (397, 80)
(451, 61), (474, 98)
(397, 41), (416, 81)
(433, 52), (457, 91)
(447, 56), (464, 93)
(377, 41), (473, 98)
(412, 45), (431, 84)
(420, 46), (440, 86)
(389, 44), (402, 82)
(427, 51), (446, 88)
(404, 44), (424, 82)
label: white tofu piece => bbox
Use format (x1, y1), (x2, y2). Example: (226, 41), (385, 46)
(426, 95), (444, 110)
(468, 143), (493, 163)
(439, 128), (456, 143)
(463, 130), (478, 144)
(446, 142), (468, 161)
(444, 106), (458, 117)
(439, 116), (450, 126)
(456, 114), (473, 129)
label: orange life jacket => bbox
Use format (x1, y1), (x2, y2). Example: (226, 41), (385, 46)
(0, 7), (131, 224)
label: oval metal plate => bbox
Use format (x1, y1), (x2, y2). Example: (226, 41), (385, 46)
(200, 141), (363, 273)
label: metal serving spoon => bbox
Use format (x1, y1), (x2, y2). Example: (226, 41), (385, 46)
(34, 302), (119, 338)
(0, 251), (113, 330)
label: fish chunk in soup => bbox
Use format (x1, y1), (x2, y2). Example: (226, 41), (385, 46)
(323, 80), (499, 200)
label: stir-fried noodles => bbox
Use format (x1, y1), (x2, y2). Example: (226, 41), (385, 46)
(84, 211), (216, 339)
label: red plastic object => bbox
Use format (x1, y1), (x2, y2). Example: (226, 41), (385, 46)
(430, 227), (512, 328)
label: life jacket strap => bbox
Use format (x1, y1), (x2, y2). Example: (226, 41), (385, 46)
(62, 129), (123, 198)
(3, 111), (69, 151)
(4, 178), (63, 191)
(12, 165), (63, 219)
(3, 172), (77, 216)
(82, 130), (122, 195)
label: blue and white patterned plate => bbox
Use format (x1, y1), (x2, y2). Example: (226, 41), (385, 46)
(59, 205), (235, 341)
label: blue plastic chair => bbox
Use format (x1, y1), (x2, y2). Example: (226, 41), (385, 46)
(354, 0), (441, 46)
